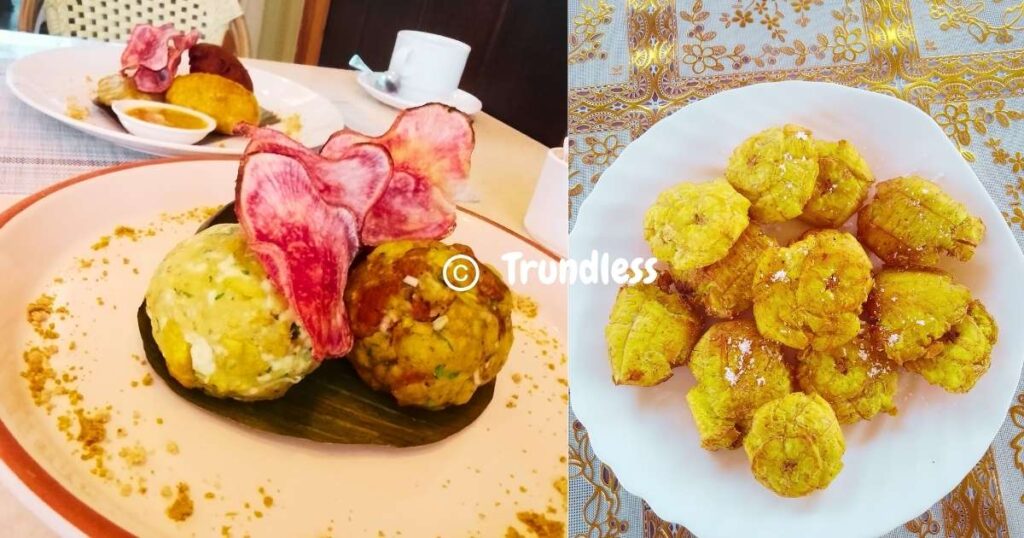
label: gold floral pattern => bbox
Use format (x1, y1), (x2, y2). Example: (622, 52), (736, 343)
(941, 448), (1009, 537)
(569, 420), (630, 537)
(569, 0), (1024, 535)
(905, 510), (941, 536)
(676, 0), (867, 74)
(641, 501), (694, 538)
(571, 0), (617, 64)
(927, 0), (1024, 44)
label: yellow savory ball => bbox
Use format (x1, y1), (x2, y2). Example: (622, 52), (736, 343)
(858, 176), (985, 266)
(643, 179), (750, 273)
(605, 280), (703, 386)
(145, 224), (317, 401)
(866, 269), (971, 365)
(743, 392), (845, 497)
(345, 241), (513, 410)
(725, 125), (819, 223)
(686, 320), (792, 451)
(677, 224), (778, 319)
(904, 301), (997, 393)
(753, 230), (873, 351)
(797, 334), (898, 424)
(800, 139), (873, 227)
(166, 73), (260, 135)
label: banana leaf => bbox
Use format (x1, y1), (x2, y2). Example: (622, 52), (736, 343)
(136, 203), (494, 447)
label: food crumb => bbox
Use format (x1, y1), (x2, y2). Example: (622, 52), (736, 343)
(516, 511), (564, 538)
(65, 96), (89, 120)
(141, 373), (154, 386)
(513, 294), (538, 318)
(118, 443), (147, 466)
(91, 236), (111, 250)
(165, 482), (194, 522)
(166, 441), (179, 455)
(26, 295), (60, 339)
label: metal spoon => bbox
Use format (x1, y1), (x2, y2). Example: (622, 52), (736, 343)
(348, 54), (400, 93)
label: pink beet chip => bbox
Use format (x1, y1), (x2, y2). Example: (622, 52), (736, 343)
(121, 23), (199, 93)
(321, 103), (474, 244)
(236, 147), (391, 359)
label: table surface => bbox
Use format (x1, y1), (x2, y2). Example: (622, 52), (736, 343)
(0, 29), (549, 537)
(568, 1), (1024, 537)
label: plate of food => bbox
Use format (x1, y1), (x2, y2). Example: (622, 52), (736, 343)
(5, 24), (343, 157)
(569, 81), (1024, 538)
(0, 105), (566, 536)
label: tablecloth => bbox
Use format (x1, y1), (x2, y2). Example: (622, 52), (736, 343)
(567, 1), (1024, 536)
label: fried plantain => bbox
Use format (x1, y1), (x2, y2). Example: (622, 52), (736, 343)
(797, 333), (898, 424)
(743, 392), (845, 497)
(858, 176), (985, 266)
(800, 139), (873, 227)
(753, 230), (873, 350)
(643, 179), (750, 273)
(904, 300), (997, 393)
(725, 125), (819, 223)
(865, 268), (971, 365)
(605, 281), (703, 386)
(676, 224), (778, 318)
(686, 320), (792, 450)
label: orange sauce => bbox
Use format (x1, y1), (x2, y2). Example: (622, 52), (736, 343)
(126, 107), (207, 130)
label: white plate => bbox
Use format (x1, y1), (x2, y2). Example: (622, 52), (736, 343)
(0, 158), (566, 536)
(356, 71), (483, 115)
(6, 45), (344, 156)
(569, 81), (1024, 538)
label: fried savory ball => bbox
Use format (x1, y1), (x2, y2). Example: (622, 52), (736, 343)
(145, 224), (317, 401)
(800, 140), (873, 227)
(643, 179), (750, 273)
(752, 230), (873, 351)
(345, 241), (513, 409)
(686, 320), (792, 451)
(676, 224), (778, 318)
(743, 392), (845, 497)
(858, 176), (985, 266)
(797, 334), (897, 424)
(166, 73), (260, 135)
(904, 301), (997, 393)
(605, 281), (703, 386)
(725, 125), (819, 223)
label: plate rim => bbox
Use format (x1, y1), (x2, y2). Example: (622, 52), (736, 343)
(568, 80), (1024, 537)
(0, 155), (558, 536)
(5, 45), (344, 156)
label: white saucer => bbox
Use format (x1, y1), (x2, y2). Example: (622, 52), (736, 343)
(356, 71), (483, 115)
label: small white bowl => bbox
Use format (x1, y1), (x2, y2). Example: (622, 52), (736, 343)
(111, 100), (216, 145)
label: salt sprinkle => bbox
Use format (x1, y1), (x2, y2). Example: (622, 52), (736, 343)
(737, 339), (752, 356)
(402, 275), (420, 287)
(857, 348), (869, 361)
(724, 367), (739, 386)
(756, 377), (766, 387)
(915, 320), (926, 326)
(770, 270), (789, 283)
(887, 333), (901, 345)
(432, 315), (449, 331)
(794, 131), (809, 140)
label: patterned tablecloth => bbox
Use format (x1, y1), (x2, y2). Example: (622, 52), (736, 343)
(567, 1), (1024, 536)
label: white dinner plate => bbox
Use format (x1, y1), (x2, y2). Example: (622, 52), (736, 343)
(356, 71), (483, 115)
(569, 81), (1024, 538)
(0, 158), (566, 536)
(6, 45), (344, 156)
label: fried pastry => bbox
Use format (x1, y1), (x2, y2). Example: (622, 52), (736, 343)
(858, 176), (985, 266)
(866, 268), (971, 365)
(605, 281), (703, 386)
(744, 392), (845, 497)
(643, 179), (750, 272)
(753, 230), (873, 350)
(725, 125), (819, 223)
(797, 333), (898, 424)
(904, 301), (997, 393)
(800, 139), (873, 227)
(677, 224), (778, 318)
(686, 320), (792, 450)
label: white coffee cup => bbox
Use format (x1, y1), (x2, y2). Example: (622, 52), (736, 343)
(388, 30), (470, 102)
(523, 142), (569, 258)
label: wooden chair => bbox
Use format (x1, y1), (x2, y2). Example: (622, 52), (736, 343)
(18, 0), (252, 57)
